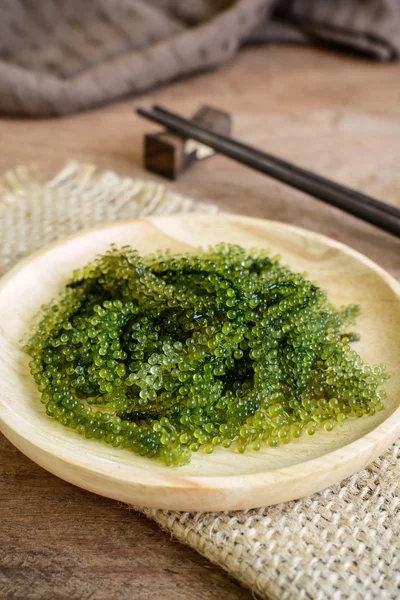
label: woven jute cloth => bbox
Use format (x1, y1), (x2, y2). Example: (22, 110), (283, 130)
(1, 163), (399, 600)
(1, 0), (400, 116)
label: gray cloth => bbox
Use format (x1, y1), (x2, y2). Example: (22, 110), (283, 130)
(1, 0), (399, 117)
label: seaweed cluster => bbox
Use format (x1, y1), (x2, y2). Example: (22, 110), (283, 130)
(26, 244), (388, 466)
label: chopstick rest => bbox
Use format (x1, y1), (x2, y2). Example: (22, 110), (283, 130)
(143, 105), (232, 180)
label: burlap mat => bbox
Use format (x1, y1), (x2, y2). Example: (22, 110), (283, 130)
(1, 0), (400, 117)
(1, 162), (399, 600)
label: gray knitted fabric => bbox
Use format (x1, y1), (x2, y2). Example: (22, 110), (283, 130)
(1, 0), (400, 116)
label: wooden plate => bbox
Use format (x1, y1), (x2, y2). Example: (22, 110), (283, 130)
(1, 213), (399, 511)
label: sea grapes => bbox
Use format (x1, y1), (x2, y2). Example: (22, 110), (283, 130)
(26, 244), (389, 466)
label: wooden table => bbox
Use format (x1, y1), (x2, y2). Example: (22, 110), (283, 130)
(1, 46), (400, 600)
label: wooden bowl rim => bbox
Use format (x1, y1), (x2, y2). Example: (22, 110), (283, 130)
(0, 213), (399, 507)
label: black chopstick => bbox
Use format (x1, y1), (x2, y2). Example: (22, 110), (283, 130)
(136, 105), (400, 238)
(147, 105), (400, 228)
(152, 105), (400, 220)
(149, 105), (400, 222)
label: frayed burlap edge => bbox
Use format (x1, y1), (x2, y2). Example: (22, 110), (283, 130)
(0, 161), (217, 277)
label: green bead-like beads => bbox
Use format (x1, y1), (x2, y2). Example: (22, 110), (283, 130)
(25, 243), (389, 466)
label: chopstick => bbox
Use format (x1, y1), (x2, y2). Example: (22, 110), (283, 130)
(152, 105), (400, 220)
(136, 105), (400, 238)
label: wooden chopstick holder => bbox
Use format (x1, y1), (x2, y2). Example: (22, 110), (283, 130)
(143, 105), (232, 180)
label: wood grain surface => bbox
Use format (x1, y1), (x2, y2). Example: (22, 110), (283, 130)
(1, 45), (400, 599)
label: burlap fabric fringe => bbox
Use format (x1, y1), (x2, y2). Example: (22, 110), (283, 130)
(0, 163), (399, 600)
